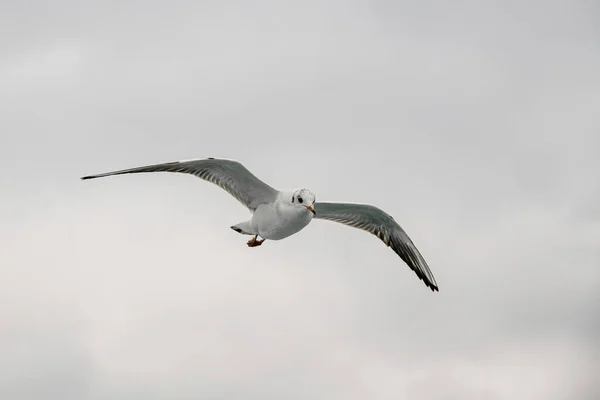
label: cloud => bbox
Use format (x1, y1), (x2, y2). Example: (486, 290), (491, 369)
(1, 0), (598, 399)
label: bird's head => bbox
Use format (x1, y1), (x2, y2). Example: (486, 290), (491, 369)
(290, 188), (316, 215)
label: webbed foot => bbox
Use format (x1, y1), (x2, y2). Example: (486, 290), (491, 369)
(247, 235), (265, 247)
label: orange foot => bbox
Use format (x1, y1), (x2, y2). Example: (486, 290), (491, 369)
(247, 235), (265, 247)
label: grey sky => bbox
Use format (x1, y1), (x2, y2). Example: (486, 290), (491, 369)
(1, 0), (598, 399)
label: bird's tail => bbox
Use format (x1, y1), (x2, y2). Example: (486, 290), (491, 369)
(230, 221), (255, 235)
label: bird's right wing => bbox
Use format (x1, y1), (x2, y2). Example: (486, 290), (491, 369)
(81, 158), (279, 211)
(313, 202), (438, 291)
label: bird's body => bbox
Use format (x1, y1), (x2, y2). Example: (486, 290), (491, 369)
(81, 157), (439, 291)
(248, 191), (314, 240)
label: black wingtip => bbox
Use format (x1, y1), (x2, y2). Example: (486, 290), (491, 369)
(424, 279), (439, 292)
(81, 176), (93, 180)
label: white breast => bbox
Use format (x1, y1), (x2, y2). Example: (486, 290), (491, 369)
(251, 201), (313, 240)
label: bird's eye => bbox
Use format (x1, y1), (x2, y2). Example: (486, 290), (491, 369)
(298, 197), (303, 203)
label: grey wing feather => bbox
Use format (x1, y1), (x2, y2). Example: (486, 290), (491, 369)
(313, 202), (438, 291)
(81, 158), (279, 211)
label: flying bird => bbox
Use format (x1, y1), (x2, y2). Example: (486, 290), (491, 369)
(81, 158), (439, 291)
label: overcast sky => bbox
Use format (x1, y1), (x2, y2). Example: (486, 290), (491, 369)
(1, 0), (599, 399)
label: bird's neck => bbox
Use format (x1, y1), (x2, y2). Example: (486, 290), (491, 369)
(276, 191), (310, 219)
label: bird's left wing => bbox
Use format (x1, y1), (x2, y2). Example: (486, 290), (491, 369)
(81, 158), (279, 211)
(313, 202), (438, 291)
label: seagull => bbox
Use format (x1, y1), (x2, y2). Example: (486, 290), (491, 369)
(81, 157), (438, 291)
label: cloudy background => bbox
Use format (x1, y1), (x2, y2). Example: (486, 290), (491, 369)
(1, 0), (599, 399)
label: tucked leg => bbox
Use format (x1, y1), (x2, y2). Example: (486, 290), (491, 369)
(247, 235), (265, 247)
